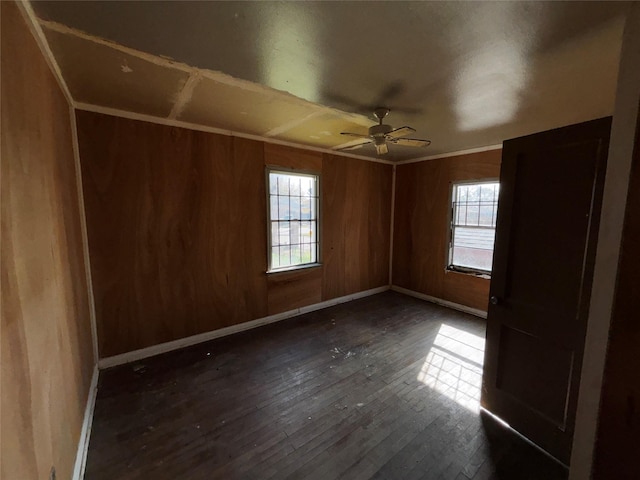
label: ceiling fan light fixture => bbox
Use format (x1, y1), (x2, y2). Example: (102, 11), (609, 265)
(375, 138), (389, 155)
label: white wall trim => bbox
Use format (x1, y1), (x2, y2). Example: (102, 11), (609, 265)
(69, 107), (99, 362)
(74, 103), (395, 166)
(98, 286), (390, 369)
(391, 285), (488, 319)
(72, 365), (99, 480)
(394, 144), (503, 165)
(16, 0), (76, 107)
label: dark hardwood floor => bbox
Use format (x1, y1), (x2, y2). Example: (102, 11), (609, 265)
(85, 292), (568, 480)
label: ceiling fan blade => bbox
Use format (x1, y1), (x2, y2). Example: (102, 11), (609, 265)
(340, 132), (370, 139)
(386, 126), (415, 139)
(389, 137), (431, 148)
(338, 141), (373, 151)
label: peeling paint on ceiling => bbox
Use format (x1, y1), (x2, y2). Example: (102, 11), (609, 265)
(33, 1), (630, 161)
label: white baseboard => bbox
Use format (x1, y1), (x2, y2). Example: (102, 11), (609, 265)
(391, 285), (487, 319)
(72, 364), (99, 480)
(98, 285), (390, 369)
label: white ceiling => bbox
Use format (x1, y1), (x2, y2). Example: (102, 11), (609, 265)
(32, 1), (630, 161)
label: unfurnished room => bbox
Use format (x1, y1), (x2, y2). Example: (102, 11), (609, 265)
(2, 1), (640, 479)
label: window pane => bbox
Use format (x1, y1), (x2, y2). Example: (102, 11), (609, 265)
(290, 244), (301, 265)
(277, 175), (289, 195)
(466, 205), (479, 226)
(268, 170), (319, 270)
(280, 245), (291, 267)
(310, 197), (317, 220)
(450, 181), (498, 273)
(269, 173), (278, 194)
(289, 221), (300, 245)
(452, 227), (495, 271)
(277, 196), (289, 220)
(301, 177), (313, 197)
(308, 177), (316, 197)
(455, 204), (466, 225)
(467, 185), (479, 202)
(278, 222), (289, 246)
(290, 197), (301, 220)
(480, 185), (495, 201)
(300, 243), (310, 263)
(479, 205), (494, 226)
(271, 247), (280, 269)
(289, 177), (301, 196)
(270, 196), (279, 220)
(300, 197), (311, 219)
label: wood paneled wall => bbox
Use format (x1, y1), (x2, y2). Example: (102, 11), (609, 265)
(77, 112), (269, 356)
(392, 150), (502, 311)
(1, 3), (94, 480)
(323, 154), (392, 299)
(77, 112), (392, 357)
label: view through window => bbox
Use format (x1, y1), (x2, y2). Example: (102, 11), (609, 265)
(449, 181), (499, 274)
(268, 170), (319, 271)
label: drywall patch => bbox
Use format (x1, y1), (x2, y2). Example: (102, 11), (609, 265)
(178, 75), (321, 135)
(278, 112), (376, 150)
(39, 19), (193, 73)
(42, 27), (190, 117)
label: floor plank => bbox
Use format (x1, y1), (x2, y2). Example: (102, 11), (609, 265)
(85, 292), (567, 480)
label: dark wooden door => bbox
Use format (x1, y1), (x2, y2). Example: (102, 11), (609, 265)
(481, 117), (611, 465)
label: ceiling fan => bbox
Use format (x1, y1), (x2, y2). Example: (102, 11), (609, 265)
(339, 107), (431, 155)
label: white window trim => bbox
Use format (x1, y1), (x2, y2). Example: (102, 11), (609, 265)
(446, 178), (499, 277)
(266, 167), (321, 273)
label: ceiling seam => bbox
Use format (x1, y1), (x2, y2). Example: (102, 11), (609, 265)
(263, 110), (327, 137)
(168, 70), (202, 120)
(74, 102), (396, 165)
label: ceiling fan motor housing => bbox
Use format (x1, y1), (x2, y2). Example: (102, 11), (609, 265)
(370, 124), (393, 137)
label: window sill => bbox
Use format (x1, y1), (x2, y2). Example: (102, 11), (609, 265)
(446, 267), (491, 280)
(267, 263), (322, 275)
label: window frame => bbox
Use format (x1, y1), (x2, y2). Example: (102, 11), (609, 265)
(446, 178), (499, 276)
(265, 166), (321, 273)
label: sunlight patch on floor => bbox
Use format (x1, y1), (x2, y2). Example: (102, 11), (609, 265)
(417, 324), (485, 412)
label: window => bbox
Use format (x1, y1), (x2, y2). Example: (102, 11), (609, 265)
(448, 180), (499, 274)
(267, 169), (320, 271)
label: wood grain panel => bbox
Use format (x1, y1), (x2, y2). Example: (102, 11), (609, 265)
(393, 150), (502, 311)
(322, 154), (392, 300)
(264, 142), (323, 172)
(77, 112), (268, 356)
(78, 114), (392, 356)
(267, 267), (323, 315)
(1, 3), (94, 480)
